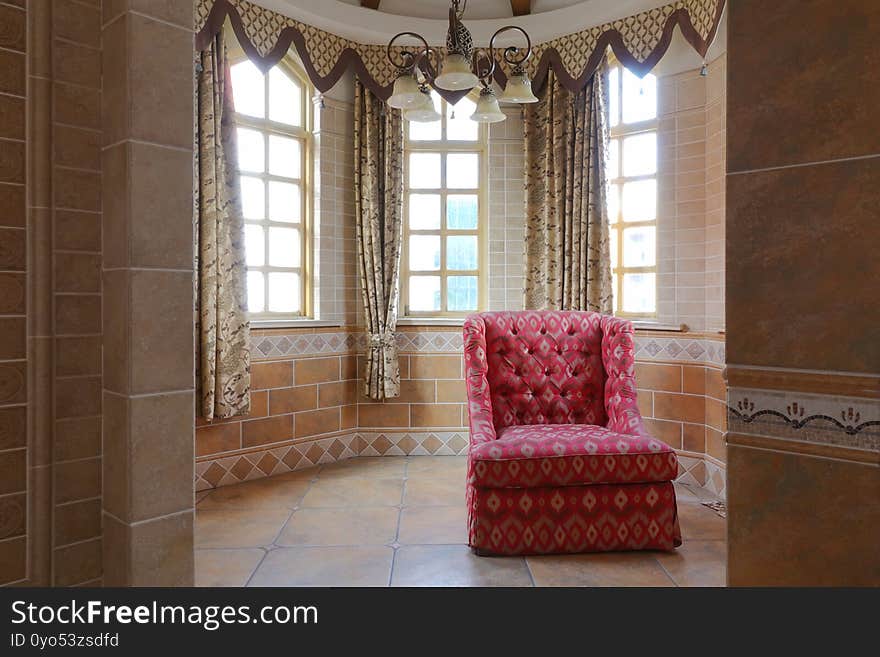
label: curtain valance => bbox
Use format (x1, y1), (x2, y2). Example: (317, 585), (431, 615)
(195, 0), (725, 100)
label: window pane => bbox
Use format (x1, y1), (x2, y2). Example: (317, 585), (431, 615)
(622, 273), (656, 314)
(622, 179), (656, 222)
(448, 276), (478, 311)
(247, 271), (265, 313)
(606, 138), (619, 181)
(622, 132), (657, 176)
(607, 183), (620, 223)
(447, 97), (479, 141)
(409, 235), (440, 270)
(410, 276), (440, 311)
(244, 224), (265, 266)
(409, 110), (442, 141)
(237, 128), (264, 173)
(447, 153), (479, 189)
(268, 272), (301, 313)
(608, 67), (619, 128)
(609, 228), (618, 269)
(623, 226), (657, 267)
(240, 176), (265, 220)
(409, 152), (441, 188)
(268, 67), (302, 126)
(623, 226), (656, 267)
(611, 272), (618, 313)
(231, 60), (265, 119)
(447, 194), (478, 229)
(268, 181), (301, 223)
(268, 227), (301, 267)
(622, 69), (657, 123)
(409, 194), (441, 229)
(268, 135), (301, 178)
(447, 235), (477, 270)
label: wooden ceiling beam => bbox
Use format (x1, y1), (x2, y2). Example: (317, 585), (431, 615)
(361, 0), (381, 10)
(510, 0), (531, 16)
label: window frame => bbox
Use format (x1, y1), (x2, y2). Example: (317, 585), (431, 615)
(607, 62), (659, 319)
(402, 94), (489, 318)
(228, 46), (315, 321)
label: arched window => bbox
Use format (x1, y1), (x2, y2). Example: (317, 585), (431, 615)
(229, 55), (313, 319)
(402, 92), (487, 317)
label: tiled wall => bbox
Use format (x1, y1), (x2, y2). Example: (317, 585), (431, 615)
(196, 327), (727, 499)
(0, 0), (28, 587)
(704, 55), (725, 330)
(100, 1), (195, 586)
(314, 97), (357, 325)
(657, 56), (726, 331)
(725, 0), (880, 585)
(487, 108), (526, 311)
(0, 0), (106, 588)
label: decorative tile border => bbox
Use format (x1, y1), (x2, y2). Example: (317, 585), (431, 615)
(195, 430), (725, 499)
(728, 387), (880, 451)
(251, 328), (725, 366)
(251, 331), (357, 359)
(634, 336), (725, 367)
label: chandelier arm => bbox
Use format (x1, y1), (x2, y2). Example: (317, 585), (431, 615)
(488, 25), (533, 70)
(472, 47), (496, 87)
(415, 46), (441, 84)
(386, 31), (431, 72)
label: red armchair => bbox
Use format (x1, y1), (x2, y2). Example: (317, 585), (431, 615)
(463, 311), (682, 555)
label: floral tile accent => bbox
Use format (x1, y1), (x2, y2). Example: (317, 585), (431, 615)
(728, 387), (880, 450)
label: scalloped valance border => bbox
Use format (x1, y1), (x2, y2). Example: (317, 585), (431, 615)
(194, 0), (725, 102)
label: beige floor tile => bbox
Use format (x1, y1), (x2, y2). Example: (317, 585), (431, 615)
(677, 501), (726, 540)
(196, 506), (291, 548)
(249, 546), (393, 587)
(319, 456), (406, 479)
(300, 476), (403, 508)
(406, 456), (467, 478)
(398, 506), (468, 545)
(195, 549), (264, 587)
(657, 540), (726, 587)
(277, 507), (400, 547)
(392, 545), (533, 587)
(527, 552), (675, 587)
(404, 476), (465, 506)
(198, 471), (313, 510)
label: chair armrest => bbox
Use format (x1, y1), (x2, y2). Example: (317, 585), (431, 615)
(463, 315), (497, 446)
(600, 315), (650, 437)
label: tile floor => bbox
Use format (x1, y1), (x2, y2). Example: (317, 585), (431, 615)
(195, 456), (727, 587)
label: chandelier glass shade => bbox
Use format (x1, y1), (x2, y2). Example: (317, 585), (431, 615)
(385, 0), (535, 124)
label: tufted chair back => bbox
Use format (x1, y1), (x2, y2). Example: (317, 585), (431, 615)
(464, 311), (640, 435)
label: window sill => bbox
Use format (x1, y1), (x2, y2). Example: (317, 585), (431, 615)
(250, 319), (343, 330)
(395, 318), (689, 331)
(397, 317), (466, 327)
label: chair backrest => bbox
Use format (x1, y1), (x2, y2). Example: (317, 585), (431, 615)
(464, 311), (613, 430)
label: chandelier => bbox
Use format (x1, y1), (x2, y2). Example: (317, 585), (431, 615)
(385, 0), (537, 124)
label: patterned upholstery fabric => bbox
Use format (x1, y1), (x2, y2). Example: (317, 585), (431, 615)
(463, 311), (681, 555)
(471, 424), (678, 488)
(468, 481), (680, 555)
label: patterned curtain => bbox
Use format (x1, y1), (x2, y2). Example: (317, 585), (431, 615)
(354, 81), (404, 400)
(523, 61), (613, 313)
(195, 32), (251, 420)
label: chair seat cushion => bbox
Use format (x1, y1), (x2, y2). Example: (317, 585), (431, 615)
(469, 424), (678, 488)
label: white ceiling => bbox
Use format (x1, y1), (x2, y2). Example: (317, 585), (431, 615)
(334, 0), (590, 21)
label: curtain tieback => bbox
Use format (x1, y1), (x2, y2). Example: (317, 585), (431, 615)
(367, 331), (397, 350)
